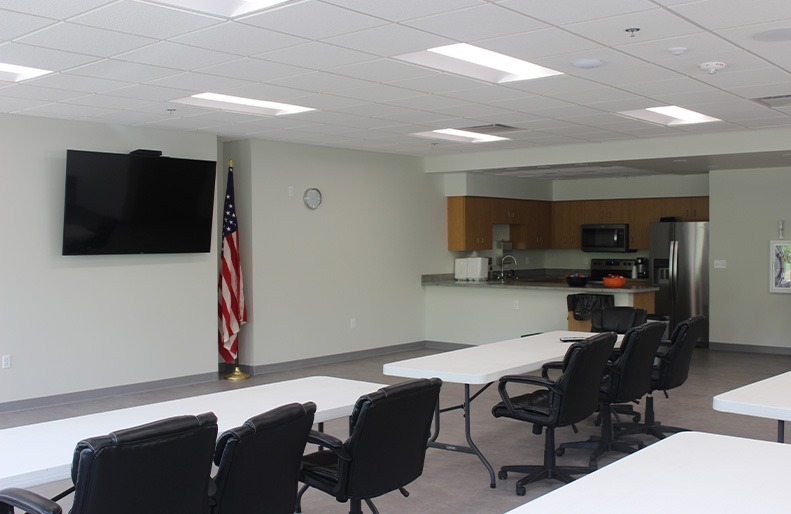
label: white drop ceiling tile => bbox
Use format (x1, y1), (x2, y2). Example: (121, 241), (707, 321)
(62, 93), (156, 110)
(716, 19), (791, 51)
(737, 116), (791, 129)
(68, 59), (182, 82)
(183, 110), (270, 124)
(440, 86), (534, 103)
(331, 102), (414, 118)
(489, 94), (574, 112)
(651, 88), (744, 107)
(16, 22), (156, 58)
(668, 0), (791, 29)
(321, 0), (485, 22)
(225, 82), (316, 102)
(0, 84), (84, 102)
(694, 67), (791, 90)
(147, 72), (253, 93)
(562, 9), (702, 46)
(283, 93), (366, 110)
(114, 41), (237, 71)
(403, 4), (547, 41)
(582, 65), (682, 89)
(142, 116), (226, 130)
(617, 32), (740, 66)
(0, 1), (117, 20)
(0, 95), (50, 112)
(256, 41), (376, 69)
(71, 0), (222, 40)
(498, 0), (657, 26)
(339, 83), (424, 102)
(384, 94), (468, 111)
(22, 102), (118, 118)
(239, 1), (386, 40)
(424, 103), (516, 121)
(0, 42), (99, 71)
(25, 73), (130, 93)
(107, 84), (191, 102)
(481, 28), (603, 60)
(551, 87), (643, 106)
(325, 24), (451, 57)
(0, 9), (58, 39)
(199, 58), (309, 83)
(269, 71), (374, 94)
(86, 110), (171, 124)
(388, 73), (489, 95)
(330, 59), (435, 84)
(729, 82), (791, 100)
(172, 21), (307, 56)
(620, 76), (711, 97)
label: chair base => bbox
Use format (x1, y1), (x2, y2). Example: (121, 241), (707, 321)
(613, 395), (689, 442)
(560, 402), (643, 464)
(498, 464), (591, 496)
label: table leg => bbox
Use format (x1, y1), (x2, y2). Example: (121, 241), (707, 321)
(778, 420), (785, 443)
(427, 384), (496, 488)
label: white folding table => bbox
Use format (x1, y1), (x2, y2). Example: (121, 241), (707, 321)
(504, 431), (791, 513)
(713, 369), (791, 442)
(0, 376), (384, 489)
(383, 331), (599, 487)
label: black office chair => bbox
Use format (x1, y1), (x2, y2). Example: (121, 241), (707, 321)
(491, 332), (617, 496)
(296, 378), (442, 514)
(210, 402), (316, 514)
(590, 306), (647, 334)
(556, 322), (667, 465)
(0, 412), (218, 514)
(614, 315), (708, 441)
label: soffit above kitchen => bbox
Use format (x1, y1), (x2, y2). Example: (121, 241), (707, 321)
(1, 0), (791, 177)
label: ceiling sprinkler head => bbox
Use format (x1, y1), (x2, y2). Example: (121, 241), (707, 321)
(699, 61), (726, 74)
(625, 27), (640, 37)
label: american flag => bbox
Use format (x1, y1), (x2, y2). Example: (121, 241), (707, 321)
(218, 164), (246, 364)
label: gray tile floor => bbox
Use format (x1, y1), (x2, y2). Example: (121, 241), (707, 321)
(5, 347), (791, 514)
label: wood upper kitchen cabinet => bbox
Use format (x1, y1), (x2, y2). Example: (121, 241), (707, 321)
(551, 201), (585, 249)
(512, 200), (551, 249)
(661, 196), (709, 221)
(582, 199), (628, 224)
(491, 198), (525, 224)
(447, 196), (493, 251)
(627, 198), (663, 249)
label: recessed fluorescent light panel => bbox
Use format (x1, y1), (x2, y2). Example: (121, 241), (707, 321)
(411, 128), (511, 144)
(149, 0), (291, 18)
(616, 106), (721, 126)
(396, 43), (563, 83)
(173, 93), (315, 116)
(0, 62), (52, 82)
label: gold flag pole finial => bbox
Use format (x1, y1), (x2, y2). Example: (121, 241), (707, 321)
(229, 159), (234, 168)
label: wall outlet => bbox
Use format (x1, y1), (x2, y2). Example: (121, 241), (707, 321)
(288, 186), (294, 197)
(350, 318), (357, 329)
(513, 300), (519, 311)
(524, 256), (530, 265)
(714, 260), (727, 269)
(1, 354), (10, 369)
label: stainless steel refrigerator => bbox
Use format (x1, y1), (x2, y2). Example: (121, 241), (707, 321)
(649, 221), (709, 346)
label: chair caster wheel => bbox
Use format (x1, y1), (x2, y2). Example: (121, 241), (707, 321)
(516, 486), (526, 496)
(498, 470), (508, 480)
(555, 448), (565, 456)
(633, 415), (641, 423)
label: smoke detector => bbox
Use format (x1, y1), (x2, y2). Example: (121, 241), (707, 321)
(699, 61), (726, 74)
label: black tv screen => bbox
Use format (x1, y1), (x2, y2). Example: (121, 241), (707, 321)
(62, 150), (217, 255)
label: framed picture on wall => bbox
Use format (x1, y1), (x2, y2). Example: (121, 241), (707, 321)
(770, 240), (791, 293)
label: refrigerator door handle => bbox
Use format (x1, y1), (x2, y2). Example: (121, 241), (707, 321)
(669, 240), (678, 319)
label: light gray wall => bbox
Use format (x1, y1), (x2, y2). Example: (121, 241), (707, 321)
(709, 167), (791, 349)
(0, 114), (219, 404)
(222, 139), (448, 367)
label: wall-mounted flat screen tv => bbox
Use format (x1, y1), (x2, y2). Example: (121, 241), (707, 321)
(62, 150), (217, 255)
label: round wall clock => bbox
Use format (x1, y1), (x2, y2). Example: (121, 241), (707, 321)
(303, 188), (322, 209)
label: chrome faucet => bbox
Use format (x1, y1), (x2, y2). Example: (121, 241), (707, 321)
(500, 254), (517, 284)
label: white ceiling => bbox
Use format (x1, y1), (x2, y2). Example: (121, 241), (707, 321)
(2, 0), (791, 178)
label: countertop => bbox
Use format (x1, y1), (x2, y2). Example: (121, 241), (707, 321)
(423, 279), (658, 294)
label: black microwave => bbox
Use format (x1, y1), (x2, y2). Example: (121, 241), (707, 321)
(581, 224), (631, 252)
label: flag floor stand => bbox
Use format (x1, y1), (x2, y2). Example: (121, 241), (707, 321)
(224, 366), (251, 382)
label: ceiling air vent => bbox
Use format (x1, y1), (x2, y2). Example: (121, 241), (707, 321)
(753, 94), (791, 108)
(457, 124), (523, 134)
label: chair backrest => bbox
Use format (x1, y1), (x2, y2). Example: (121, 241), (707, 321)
(211, 402), (316, 514)
(656, 315), (707, 391)
(554, 332), (617, 426)
(607, 322), (667, 402)
(339, 378), (442, 502)
(69, 412), (218, 514)
(591, 307), (648, 334)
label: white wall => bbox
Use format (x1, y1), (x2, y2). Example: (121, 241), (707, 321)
(222, 139), (448, 367)
(709, 167), (791, 349)
(0, 114), (219, 404)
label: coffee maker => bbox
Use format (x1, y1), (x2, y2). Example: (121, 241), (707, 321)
(635, 257), (648, 279)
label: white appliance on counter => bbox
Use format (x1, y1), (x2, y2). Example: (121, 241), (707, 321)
(454, 257), (489, 281)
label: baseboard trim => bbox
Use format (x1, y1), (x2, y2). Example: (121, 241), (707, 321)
(709, 342), (791, 356)
(0, 372), (218, 414)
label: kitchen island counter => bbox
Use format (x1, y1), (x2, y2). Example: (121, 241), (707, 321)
(423, 279), (657, 344)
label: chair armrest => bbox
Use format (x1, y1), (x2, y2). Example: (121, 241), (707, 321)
(497, 374), (558, 415)
(0, 488), (62, 514)
(540, 361), (563, 379)
(307, 430), (351, 462)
